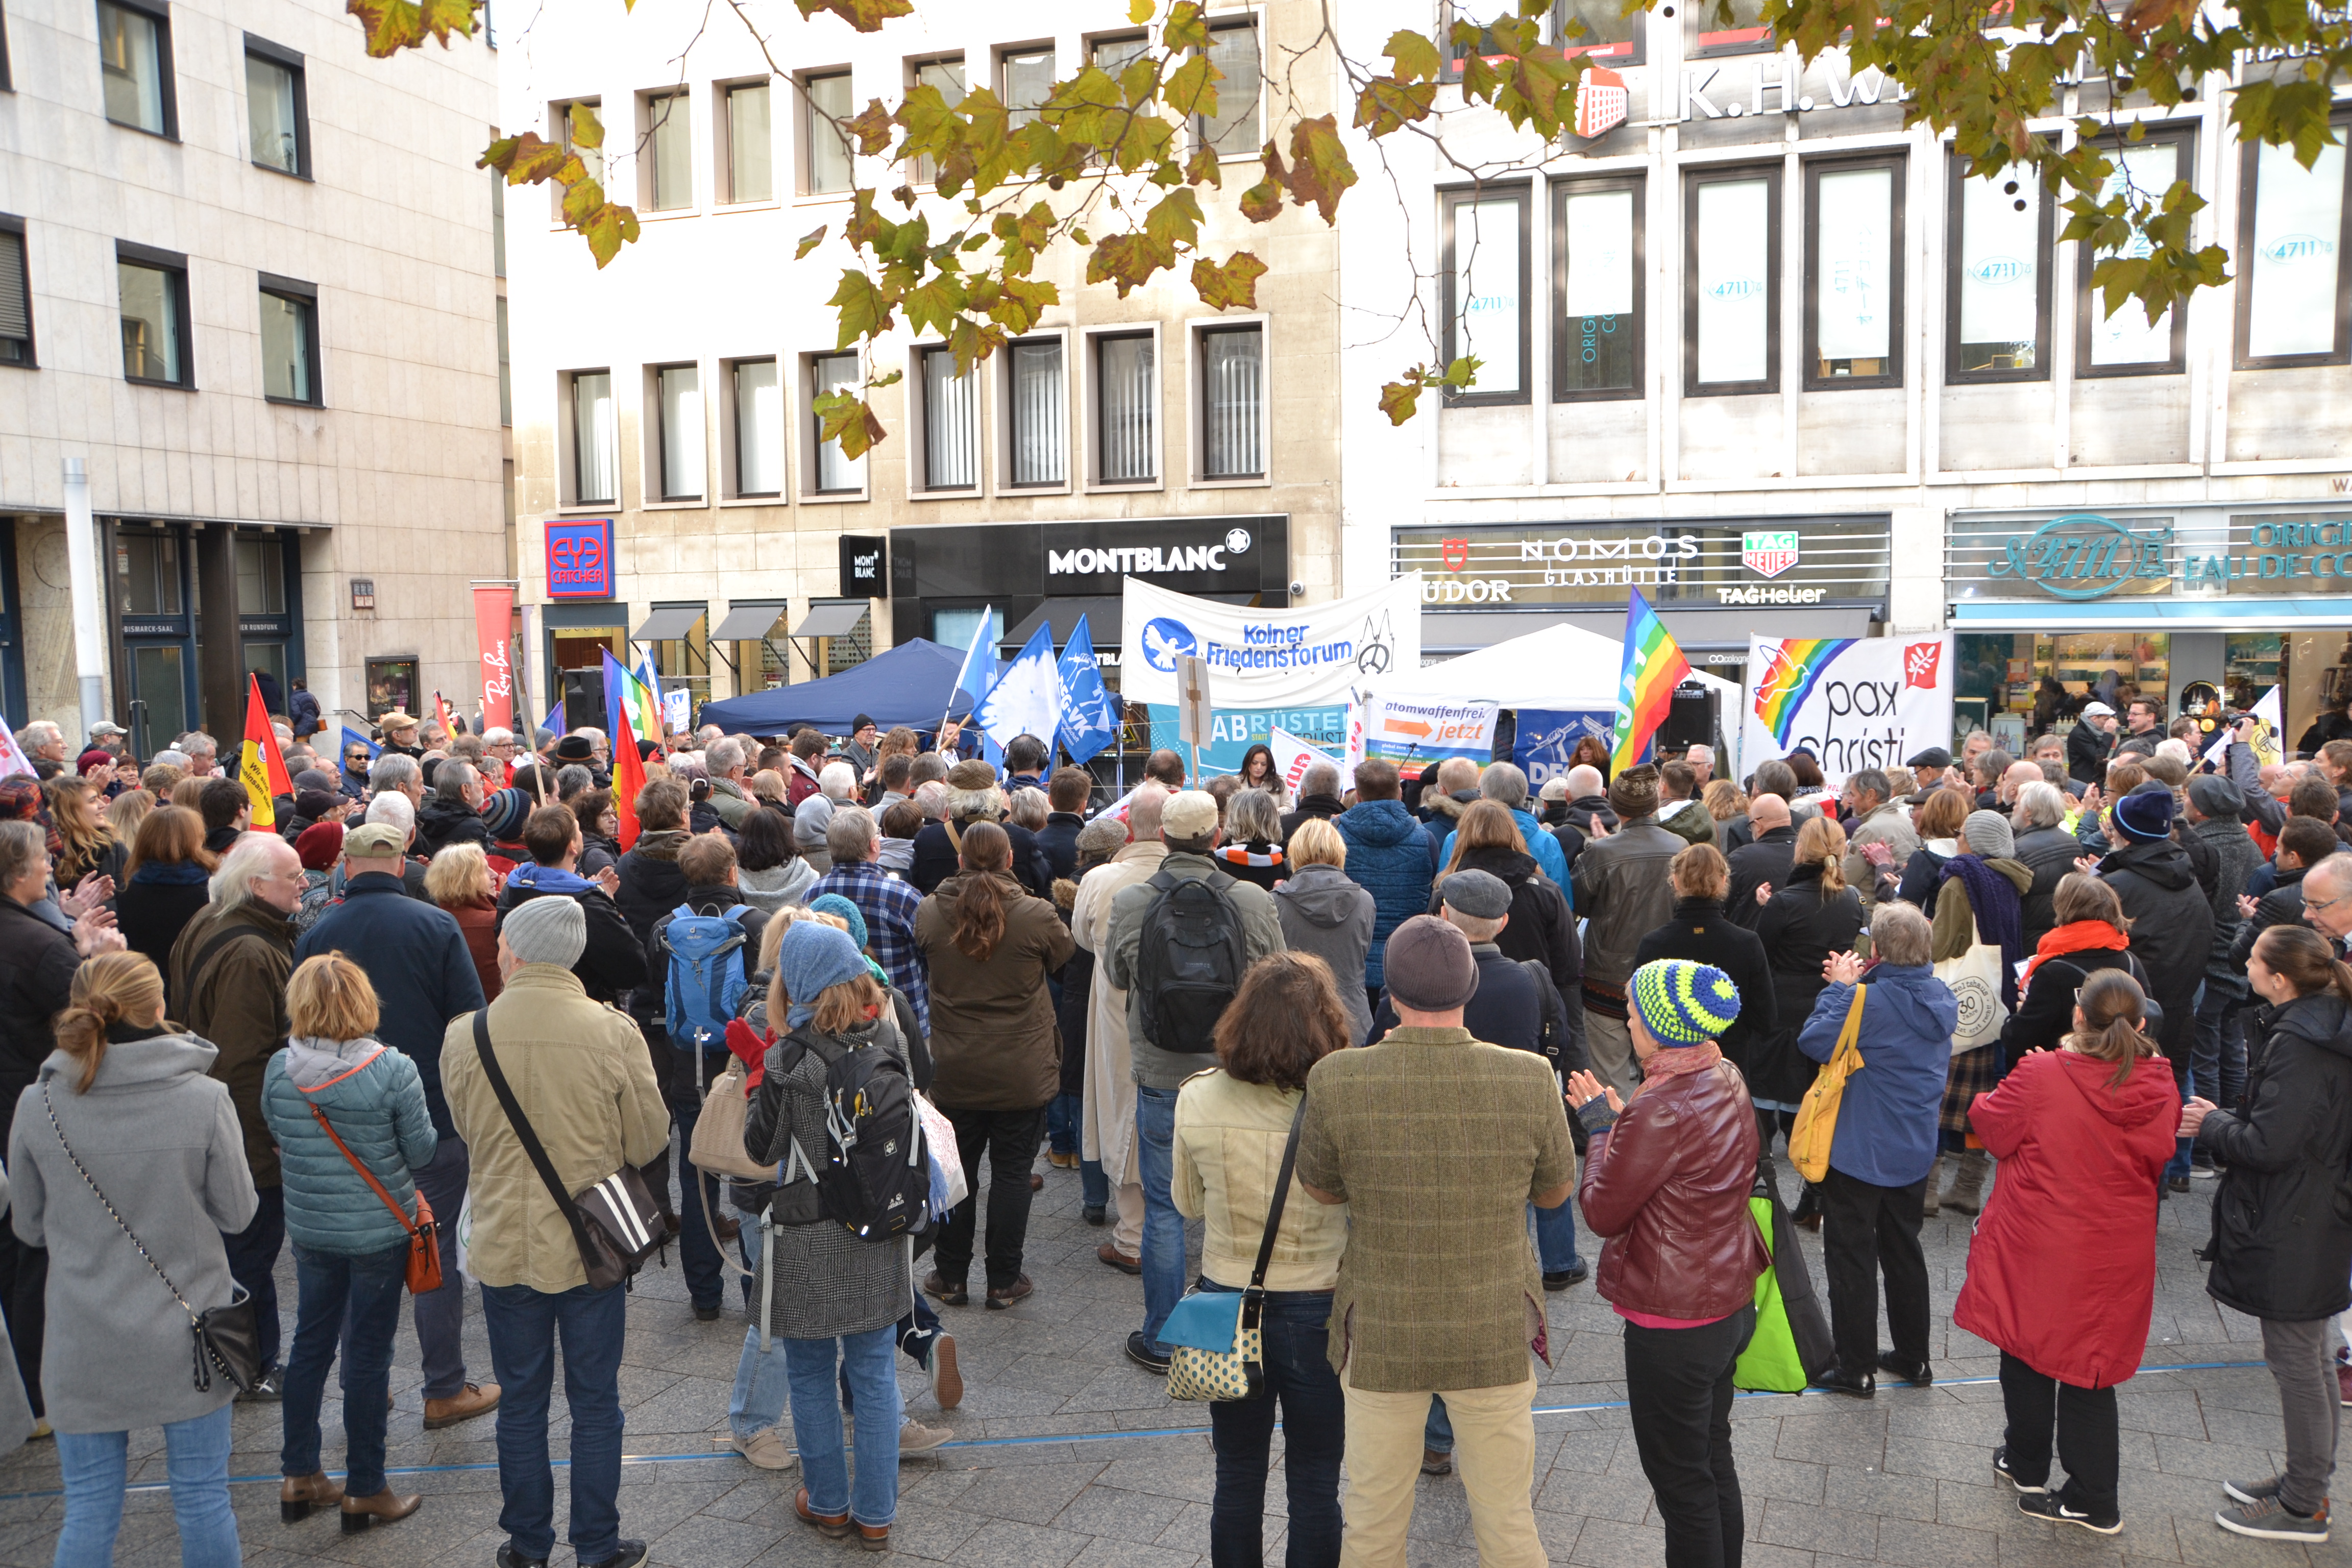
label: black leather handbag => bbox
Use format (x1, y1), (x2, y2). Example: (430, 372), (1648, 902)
(39, 1087), (262, 1393)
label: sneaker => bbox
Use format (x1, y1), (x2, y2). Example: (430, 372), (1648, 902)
(2224, 1476), (2285, 1506)
(2019, 1492), (2122, 1534)
(2189, 1163), (2220, 1179)
(1992, 1446), (2047, 1494)
(27, 1419), (48, 1441)
(2217, 1496), (2330, 1541)
(240, 1366), (284, 1402)
(898, 1418), (951, 1455)
(1125, 1331), (1171, 1375)
(921, 1271), (968, 1308)
(985, 1275), (1034, 1310)
(728, 1428), (796, 1471)
(929, 1332), (963, 1410)
(1542, 1263), (1589, 1291)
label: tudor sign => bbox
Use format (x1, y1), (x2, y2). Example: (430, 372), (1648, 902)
(546, 519), (614, 600)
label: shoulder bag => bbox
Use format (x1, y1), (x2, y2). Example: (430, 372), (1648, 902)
(1934, 911), (2010, 1057)
(306, 1097), (442, 1294)
(39, 1086), (261, 1393)
(1161, 1096), (1308, 1403)
(1787, 986), (1866, 1185)
(471, 1011), (666, 1291)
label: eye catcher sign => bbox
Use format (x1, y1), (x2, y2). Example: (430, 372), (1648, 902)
(1739, 633), (1953, 787)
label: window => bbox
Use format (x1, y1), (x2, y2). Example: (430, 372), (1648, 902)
(917, 345), (978, 489)
(1195, 21), (1260, 156)
(1006, 337), (1065, 486)
(244, 40), (305, 176)
(554, 100), (602, 206)
(116, 244), (188, 386)
(258, 276), (319, 404)
(1684, 165), (1780, 395)
(1553, 0), (1642, 61)
(235, 536), (285, 615)
(644, 90), (692, 211)
(490, 147), (506, 275)
(1088, 36), (1145, 165)
(1094, 332), (1156, 482)
(0, 218), (31, 368)
(811, 351), (862, 493)
(571, 370), (616, 504)
(732, 358), (781, 495)
(724, 82), (772, 203)
(908, 57), (963, 184)
(1001, 46), (1053, 129)
(2236, 126), (2352, 367)
(97, 0), (171, 136)
(1552, 175), (1641, 399)
(804, 71), (853, 193)
(2077, 128), (2194, 376)
(654, 363), (704, 500)
(1804, 155), (1904, 387)
(1947, 159), (2052, 381)
(1198, 325), (1264, 478)
(496, 295), (510, 424)
(1688, 0), (1771, 55)
(1440, 185), (1530, 404)
(117, 531), (182, 615)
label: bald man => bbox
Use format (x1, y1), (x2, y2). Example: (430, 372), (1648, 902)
(1725, 793), (1796, 929)
(1997, 760), (2042, 808)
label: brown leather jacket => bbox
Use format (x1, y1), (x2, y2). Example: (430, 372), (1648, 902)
(1578, 1051), (1767, 1321)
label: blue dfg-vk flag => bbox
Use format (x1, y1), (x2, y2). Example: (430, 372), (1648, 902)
(973, 623), (1067, 770)
(1055, 614), (1118, 765)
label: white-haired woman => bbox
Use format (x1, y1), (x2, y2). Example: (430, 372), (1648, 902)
(794, 761), (857, 877)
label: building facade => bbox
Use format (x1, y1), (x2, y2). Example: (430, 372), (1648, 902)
(1334, 3), (2352, 751)
(499, 0), (1340, 746)
(0, 0), (506, 753)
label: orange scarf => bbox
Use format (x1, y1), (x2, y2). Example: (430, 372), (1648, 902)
(2019, 919), (2129, 987)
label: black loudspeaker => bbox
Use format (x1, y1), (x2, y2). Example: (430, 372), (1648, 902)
(562, 669), (605, 734)
(1657, 682), (1719, 753)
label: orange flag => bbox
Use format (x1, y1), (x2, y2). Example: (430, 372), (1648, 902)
(239, 675), (293, 830)
(433, 689), (457, 745)
(611, 698), (647, 851)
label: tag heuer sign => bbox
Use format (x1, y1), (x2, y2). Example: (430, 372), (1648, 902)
(1742, 529), (1801, 579)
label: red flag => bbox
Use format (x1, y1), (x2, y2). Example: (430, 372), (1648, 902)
(611, 699), (647, 851)
(432, 689), (456, 744)
(239, 676), (293, 829)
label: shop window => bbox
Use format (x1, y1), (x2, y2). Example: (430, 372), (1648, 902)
(654, 362), (704, 500)
(244, 38), (306, 176)
(1947, 158), (2053, 381)
(259, 276), (320, 405)
(99, 0), (173, 136)
(1194, 21), (1260, 156)
(235, 536), (286, 615)
(803, 71), (853, 193)
(2236, 127), (2351, 367)
(1804, 154), (1904, 388)
(1684, 165), (1779, 395)
(810, 601), (872, 677)
(918, 344), (978, 490)
(1440, 184), (1530, 405)
(117, 530), (182, 615)
(654, 609), (712, 717)
(908, 57), (963, 185)
(1687, 0), (1771, 56)
(1093, 331), (1157, 483)
(117, 243), (189, 387)
(723, 82), (772, 203)
(932, 604), (1002, 655)
(1952, 631), (2172, 754)
(571, 369), (617, 504)
(1006, 337), (1065, 487)
(642, 89), (692, 211)
(1197, 323), (1264, 479)
(0, 217), (33, 368)
(731, 357), (782, 496)
(2077, 128), (2194, 377)
(1553, 0), (1643, 61)
(1000, 45), (1053, 129)
(1552, 174), (1642, 400)
(810, 350), (863, 493)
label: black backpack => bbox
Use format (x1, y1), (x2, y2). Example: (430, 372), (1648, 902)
(772, 1025), (931, 1243)
(1133, 869), (1250, 1050)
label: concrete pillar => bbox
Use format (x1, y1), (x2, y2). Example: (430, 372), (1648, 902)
(193, 526), (243, 737)
(60, 459), (106, 738)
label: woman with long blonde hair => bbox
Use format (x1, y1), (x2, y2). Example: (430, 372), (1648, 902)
(43, 777), (124, 889)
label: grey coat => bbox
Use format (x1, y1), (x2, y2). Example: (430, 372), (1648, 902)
(1271, 864), (1376, 1043)
(8, 1030), (258, 1434)
(0, 1172), (30, 1456)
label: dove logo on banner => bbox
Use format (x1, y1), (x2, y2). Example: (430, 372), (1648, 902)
(973, 624), (1068, 767)
(1139, 618), (1198, 674)
(1055, 614), (1119, 765)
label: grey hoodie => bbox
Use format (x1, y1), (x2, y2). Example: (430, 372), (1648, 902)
(1270, 863), (1377, 1043)
(738, 857), (819, 915)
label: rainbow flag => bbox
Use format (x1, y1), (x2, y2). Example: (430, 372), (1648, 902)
(1610, 587), (1692, 774)
(602, 649), (663, 754)
(1751, 638), (1859, 747)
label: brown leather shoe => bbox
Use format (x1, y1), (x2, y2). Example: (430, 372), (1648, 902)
(281, 1471), (346, 1522)
(1096, 1242), (1141, 1275)
(339, 1487), (422, 1532)
(922, 1270), (968, 1307)
(1422, 1448), (1454, 1477)
(715, 1213), (741, 1241)
(1030, 1172), (1045, 1191)
(423, 1381), (501, 1430)
(985, 1275), (1034, 1310)
(796, 1487), (852, 1538)
(857, 1521), (891, 1551)
(1047, 1149), (1078, 1168)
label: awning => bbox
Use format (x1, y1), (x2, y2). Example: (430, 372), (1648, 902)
(791, 602), (871, 640)
(1419, 605), (1882, 656)
(1950, 597), (2352, 630)
(710, 602), (789, 642)
(631, 605), (706, 642)
(999, 597), (1122, 655)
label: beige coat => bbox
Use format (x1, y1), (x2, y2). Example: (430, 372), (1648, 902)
(1073, 840), (1166, 1183)
(440, 963), (670, 1293)
(1172, 1069), (1348, 1292)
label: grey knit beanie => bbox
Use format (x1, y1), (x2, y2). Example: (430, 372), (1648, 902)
(504, 894), (586, 968)
(1962, 809), (2015, 860)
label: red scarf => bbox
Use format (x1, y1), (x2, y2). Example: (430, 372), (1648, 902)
(2019, 919), (2129, 986)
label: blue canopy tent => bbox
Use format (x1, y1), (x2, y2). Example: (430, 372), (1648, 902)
(696, 638), (991, 735)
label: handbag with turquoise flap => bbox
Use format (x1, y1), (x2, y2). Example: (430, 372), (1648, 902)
(1165, 1096), (1307, 1403)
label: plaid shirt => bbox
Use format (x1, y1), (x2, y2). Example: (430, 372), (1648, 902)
(812, 860), (929, 1035)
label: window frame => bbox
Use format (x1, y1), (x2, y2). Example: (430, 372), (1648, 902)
(1682, 161), (1782, 397)
(1944, 152), (2055, 384)
(1087, 326), (1162, 489)
(1683, 0), (1774, 58)
(1191, 17), (1261, 159)
(96, 0), (176, 140)
(551, 99), (603, 222)
(1439, 181), (1533, 408)
(2233, 111), (2352, 370)
(565, 366), (618, 508)
(998, 43), (1055, 129)
(1193, 318), (1268, 483)
(639, 87), (695, 213)
(905, 55), (965, 186)
(803, 350), (866, 499)
(242, 35), (309, 179)
(998, 331), (1069, 492)
(800, 70), (855, 195)
(649, 360), (705, 503)
(496, 293), (510, 425)
(718, 78), (774, 206)
(912, 341), (982, 495)
(1801, 151), (1907, 391)
(256, 272), (321, 406)
(0, 214), (34, 370)
(2073, 123), (2197, 380)
(1550, 171), (1645, 403)
(723, 354), (783, 499)
(115, 239), (191, 389)
(1551, 0), (1646, 64)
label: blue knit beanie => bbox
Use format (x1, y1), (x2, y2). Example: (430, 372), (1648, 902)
(1629, 959), (1741, 1046)
(2113, 785), (2175, 843)
(776, 920), (869, 1031)
(808, 893), (869, 953)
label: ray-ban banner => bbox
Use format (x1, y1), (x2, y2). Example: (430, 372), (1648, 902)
(473, 584), (516, 733)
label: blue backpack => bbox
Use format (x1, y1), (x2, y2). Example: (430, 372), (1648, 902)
(662, 903), (752, 1052)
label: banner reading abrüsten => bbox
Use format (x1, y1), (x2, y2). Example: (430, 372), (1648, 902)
(1119, 575), (1422, 711)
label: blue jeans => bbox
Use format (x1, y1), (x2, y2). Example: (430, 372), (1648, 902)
(1080, 1157), (1110, 1211)
(1200, 1284), (1343, 1568)
(411, 1136), (472, 1399)
(282, 1239), (408, 1496)
(2194, 988), (2250, 1116)
(1532, 1198), (1582, 1275)
(218, 1184), (284, 1370)
(728, 1220), (940, 1432)
(1135, 1084), (1187, 1351)
(785, 1325), (901, 1529)
(2165, 983), (2209, 1182)
(54, 1404), (239, 1568)
(1048, 1092), (1082, 1157)
(481, 1279), (628, 1563)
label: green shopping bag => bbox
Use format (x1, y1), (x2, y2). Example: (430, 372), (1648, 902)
(1733, 1191), (1834, 1392)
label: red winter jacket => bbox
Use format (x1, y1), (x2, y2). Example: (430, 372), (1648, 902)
(1954, 1048), (2178, 1388)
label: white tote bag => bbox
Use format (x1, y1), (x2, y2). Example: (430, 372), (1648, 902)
(1934, 911), (2009, 1057)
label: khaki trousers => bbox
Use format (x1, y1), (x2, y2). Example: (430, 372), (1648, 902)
(1585, 1012), (1640, 1099)
(1340, 1369), (1543, 1568)
(1113, 1181), (1144, 1256)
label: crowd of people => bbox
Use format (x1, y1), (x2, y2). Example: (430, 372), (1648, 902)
(1, 696), (2349, 1566)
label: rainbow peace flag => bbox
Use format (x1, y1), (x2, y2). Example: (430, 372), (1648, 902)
(1751, 638), (1859, 747)
(1610, 587), (1692, 774)
(602, 649), (664, 751)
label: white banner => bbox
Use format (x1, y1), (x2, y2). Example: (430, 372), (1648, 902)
(0, 713), (29, 781)
(1739, 634), (1955, 788)
(1362, 695), (1498, 764)
(1270, 726), (1339, 794)
(1121, 575), (1421, 711)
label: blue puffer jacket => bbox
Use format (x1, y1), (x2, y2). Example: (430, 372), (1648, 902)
(1436, 806), (1572, 894)
(1333, 800), (1434, 990)
(262, 1036), (439, 1256)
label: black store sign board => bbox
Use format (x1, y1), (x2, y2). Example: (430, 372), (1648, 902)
(889, 516), (1290, 641)
(838, 534), (888, 598)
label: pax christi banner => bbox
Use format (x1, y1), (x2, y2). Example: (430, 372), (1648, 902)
(1739, 633), (1955, 787)
(473, 585), (516, 734)
(240, 676), (293, 829)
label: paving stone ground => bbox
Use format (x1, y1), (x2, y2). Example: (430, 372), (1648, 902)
(0, 1158), (2341, 1568)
